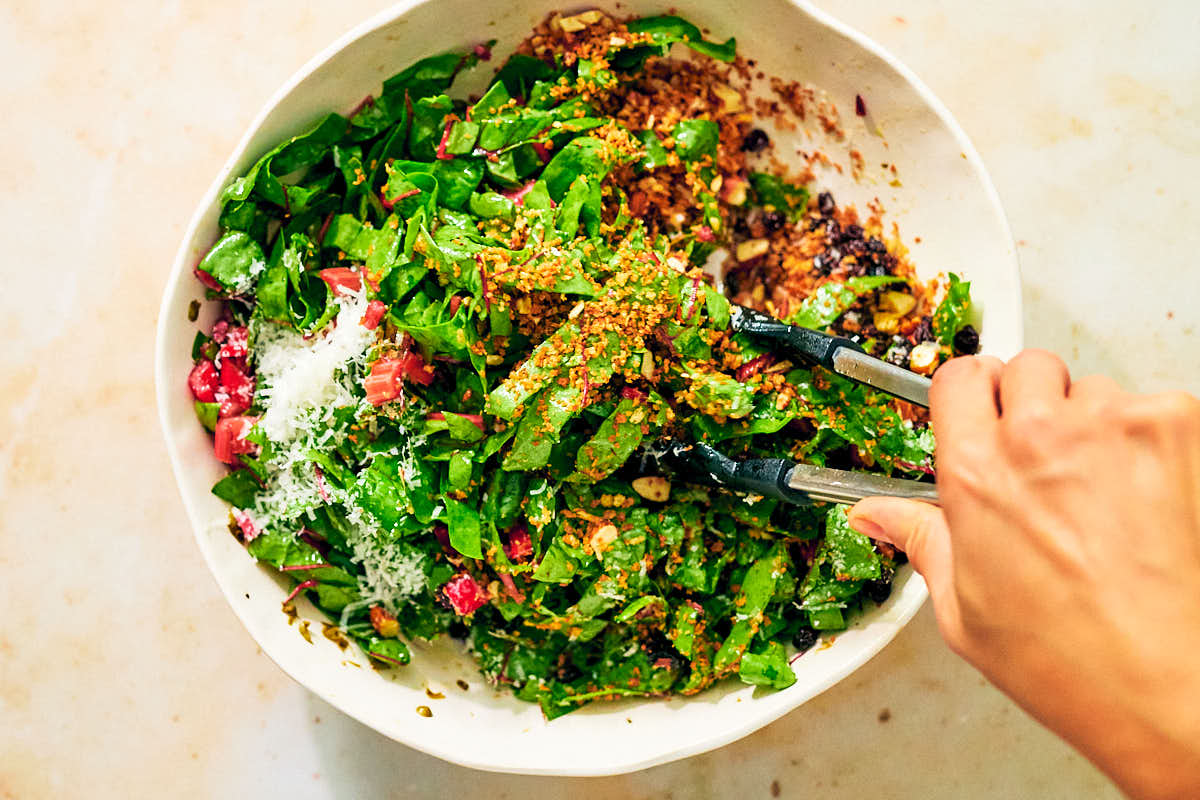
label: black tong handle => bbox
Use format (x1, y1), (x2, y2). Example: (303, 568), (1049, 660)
(730, 305), (861, 370)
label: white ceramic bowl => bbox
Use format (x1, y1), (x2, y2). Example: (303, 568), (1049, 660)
(156, 0), (1021, 776)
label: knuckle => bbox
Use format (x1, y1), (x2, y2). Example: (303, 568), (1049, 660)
(935, 447), (995, 498)
(930, 357), (969, 392)
(1114, 392), (1200, 436)
(997, 410), (1061, 462)
(1007, 348), (1064, 371)
(932, 355), (988, 388)
(1069, 374), (1121, 401)
(1158, 391), (1200, 423)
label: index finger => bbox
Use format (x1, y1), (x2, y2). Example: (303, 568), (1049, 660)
(930, 355), (1003, 447)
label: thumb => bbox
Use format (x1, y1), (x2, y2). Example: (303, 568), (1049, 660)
(848, 497), (959, 629)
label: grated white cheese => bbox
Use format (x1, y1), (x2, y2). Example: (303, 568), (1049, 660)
(253, 291), (376, 444)
(241, 290), (435, 616)
(249, 413), (333, 526)
(342, 503), (427, 612)
(232, 258), (268, 295)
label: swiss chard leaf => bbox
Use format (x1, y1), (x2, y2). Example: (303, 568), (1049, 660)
(444, 496), (483, 559)
(623, 15), (737, 65)
(797, 506), (881, 627)
(788, 275), (904, 329)
(573, 396), (665, 481)
(486, 322), (579, 420)
(749, 172), (809, 221)
(363, 636), (413, 666)
(933, 273), (972, 344)
(352, 455), (438, 531)
(503, 384), (580, 471)
(532, 539), (579, 583)
(220, 113), (347, 210)
(540, 136), (633, 200)
(211, 470), (260, 507)
(738, 641), (796, 689)
(382, 48), (484, 102)
(493, 54), (562, 99)
(197, 231), (265, 295)
(673, 119), (719, 162)
(712, 545), (785, 672)
(683, 370), (755, 420)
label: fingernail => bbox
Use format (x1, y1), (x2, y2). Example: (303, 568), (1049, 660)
(847, 511), (884, 539)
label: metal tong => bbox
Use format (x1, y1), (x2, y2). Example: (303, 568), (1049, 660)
(730, 305), (932, 407)
(662, 442), (939, 506)
(662, 306), (939, 505)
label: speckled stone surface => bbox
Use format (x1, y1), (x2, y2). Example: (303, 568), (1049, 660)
(4, 1), (1197, 796)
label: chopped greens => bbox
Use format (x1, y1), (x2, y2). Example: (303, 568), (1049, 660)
(932, 272), (973, 344)
(185, 10), (964, 718)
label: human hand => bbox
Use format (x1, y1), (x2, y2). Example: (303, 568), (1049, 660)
(848, 350), (1200, 800)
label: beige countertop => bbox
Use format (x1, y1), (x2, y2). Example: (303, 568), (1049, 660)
(4, 1), (1197, 797)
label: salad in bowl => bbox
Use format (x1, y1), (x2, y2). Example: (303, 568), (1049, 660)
(184, 10), (976, 720)
(159, 0), (1021, 772)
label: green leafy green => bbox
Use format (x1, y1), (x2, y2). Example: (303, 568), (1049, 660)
(197, 231), (265, 294)
(189, 13), (957, 720)
(933, 272), (972, 344)
(624, 15), (737, 64)
(739, 641), (797, 689)
(673, 119), (719, 162)
(444, 496), (483, 559)
(749, 172), (810, 221)
(211, 470), (260, 507)
(797, 506), (881, 629)
(788, 275), (904, 329)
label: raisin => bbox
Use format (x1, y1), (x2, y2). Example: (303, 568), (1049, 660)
(844, 238), (867, 257)
(864, 579), (893, 604)
(742, 128), (770, 152)
(843, 223), (864, 241)
(910, 318), (934, 344)
(953, 324), (980, 355)
(866, 237), (887, 253)
(641, 628), (678, 660)
(817, 191), (836, 216)
(762, 210), (785, 232)
(792, 627), (819, 653)
(786, 417), (818, 439)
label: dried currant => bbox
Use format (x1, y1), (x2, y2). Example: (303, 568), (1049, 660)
(953, 324), (980, 355)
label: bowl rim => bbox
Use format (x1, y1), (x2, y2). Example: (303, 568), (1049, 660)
(155, 0), (1022, 775)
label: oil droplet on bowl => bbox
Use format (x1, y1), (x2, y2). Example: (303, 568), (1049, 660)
(416, 705), (432, 718)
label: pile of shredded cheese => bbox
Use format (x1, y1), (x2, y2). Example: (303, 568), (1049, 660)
(245, 291), (429, 612)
